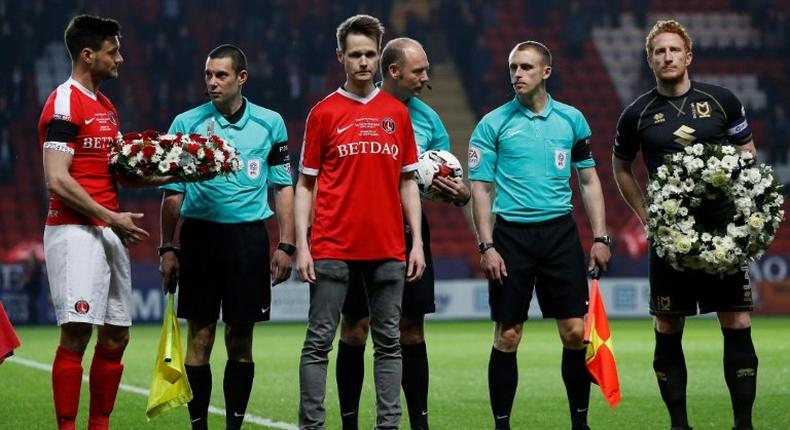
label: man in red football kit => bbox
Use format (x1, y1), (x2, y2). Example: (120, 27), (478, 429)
(38, 15), (172, 430)
(295, 14), (426, 430)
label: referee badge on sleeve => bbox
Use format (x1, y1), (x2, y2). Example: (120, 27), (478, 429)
(554, 149), (567, 170)
(247, 158), (262, 179)
(468, 147), (481, 169)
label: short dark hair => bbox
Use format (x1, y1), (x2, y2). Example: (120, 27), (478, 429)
(207, 44), (247, 75)
(511, 40), (552, 66)
(380, 37), (423, 75)
(64, 15), (121, 60)
(336, 14), (384, 53)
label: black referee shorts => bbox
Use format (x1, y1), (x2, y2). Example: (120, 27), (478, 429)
(177, 218), (271, 324)
(649, 246), (753, 316)
(343, 212), (436, 318)
(489, 214), (588, 324)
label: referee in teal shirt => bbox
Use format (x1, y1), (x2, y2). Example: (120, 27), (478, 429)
(158, 45), (294, 430)
(469, 41), (610, 430)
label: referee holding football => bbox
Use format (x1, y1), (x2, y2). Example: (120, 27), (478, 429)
(469, 41), (610, 430)
(335, 37), (470, 430)
(159, 44), (294, 430)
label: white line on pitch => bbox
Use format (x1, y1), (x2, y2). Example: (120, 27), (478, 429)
(6, 356), (299, 430)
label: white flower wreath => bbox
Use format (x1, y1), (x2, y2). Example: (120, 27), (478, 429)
(646, 143), (785, 275)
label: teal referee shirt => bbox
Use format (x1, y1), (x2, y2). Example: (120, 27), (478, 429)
(406, 95), (450, 153)
(468, 94), (595, 223)
(161, 98), (292, 223)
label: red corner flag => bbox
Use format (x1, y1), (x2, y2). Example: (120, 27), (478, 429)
(584, 275), (621, 408)
(0, 302), (21, 364)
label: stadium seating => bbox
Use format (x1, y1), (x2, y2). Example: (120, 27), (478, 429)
(2, 1), (787, 277)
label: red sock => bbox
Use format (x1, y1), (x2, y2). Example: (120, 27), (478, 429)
(88, 344), (125, 430)
(53, 346), (84, 430)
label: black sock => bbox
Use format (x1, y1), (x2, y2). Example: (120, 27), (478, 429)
(336, 341), (365, 430)
(489, 347), (517, 430)
(185, 364), (212, 430)
(224, 360), (255, 430)
(402, 342), (430, 430)
(653, 330), (689, 428)
(562, 347), (591, 428)
(722, 327), (758, 430)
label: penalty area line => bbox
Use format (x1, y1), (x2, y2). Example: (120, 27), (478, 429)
(6, 356), (299, 430)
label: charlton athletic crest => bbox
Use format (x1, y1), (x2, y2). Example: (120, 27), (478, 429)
(381, 117), (396, 134)
(74, 300), (90, 314)
(554, 149), (567, 170)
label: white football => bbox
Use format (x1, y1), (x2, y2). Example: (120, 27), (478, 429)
(414, 149), (464, 200)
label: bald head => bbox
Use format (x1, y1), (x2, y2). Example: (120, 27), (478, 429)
(381, 37), (426, 80)
(379, 37), (430, 100)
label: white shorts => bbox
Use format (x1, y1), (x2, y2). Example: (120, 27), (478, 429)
(44, 225), (132, 326)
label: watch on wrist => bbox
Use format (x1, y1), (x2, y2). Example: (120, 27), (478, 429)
(478, 242), (495, 254)
(593, 235), (612, 247)
(158, 246), (179, 256)
(277, 242), (296, 256)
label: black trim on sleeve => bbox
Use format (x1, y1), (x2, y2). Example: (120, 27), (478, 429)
(45, 119), (79, 143)
(267, 141), (290, 166)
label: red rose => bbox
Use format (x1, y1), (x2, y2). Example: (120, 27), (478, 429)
(204, 149), (215, 160)
(123, 132), (142, 140)
(186, 143), (200, 155)
(189, 134), (207, 144)
(198, 164), (210, 175)
(129, 144), (141, 156)
(169, 162), (178, 172)
(159, 138), (173, 149)
(142, 145), (156, 160)
(222, 162), (231, 171)
(142, 130), (160, 139)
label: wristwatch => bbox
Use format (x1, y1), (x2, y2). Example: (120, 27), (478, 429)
(157, 246), (179, 256)
(478, 242), (495, 254)
(593, 235), (612, 247)
(277, 242), (297, 256)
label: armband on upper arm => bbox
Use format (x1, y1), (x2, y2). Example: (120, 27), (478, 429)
(571, 137), (592, 162)
(268, 141), (290, 166)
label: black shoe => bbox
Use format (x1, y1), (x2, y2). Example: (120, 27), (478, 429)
(671, 427), (692, 430)
(572, 426), (591, 430)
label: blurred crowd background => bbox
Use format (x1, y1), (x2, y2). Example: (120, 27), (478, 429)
(0, 0), (788, 279)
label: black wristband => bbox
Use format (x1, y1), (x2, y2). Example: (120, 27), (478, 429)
(158, 246), (179, 256)
(277, 242), (296, 256)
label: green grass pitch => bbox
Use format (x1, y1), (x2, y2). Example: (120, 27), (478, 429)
(1, 317), (788, 429)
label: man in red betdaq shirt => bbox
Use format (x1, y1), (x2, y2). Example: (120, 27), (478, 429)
(38, 15), (170, 430)
(295, 14), (425, 430)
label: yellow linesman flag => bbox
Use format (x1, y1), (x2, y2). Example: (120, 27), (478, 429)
(584, 277), (621, 408)
(146, 294), (192, 419)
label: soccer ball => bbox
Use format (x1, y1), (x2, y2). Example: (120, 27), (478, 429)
(414, 150), (464, 201)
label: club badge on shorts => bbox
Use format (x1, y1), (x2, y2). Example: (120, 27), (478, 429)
(554, 149), (567, 170)
(74, 300), (90, 314)
(247, 158), (262, 179)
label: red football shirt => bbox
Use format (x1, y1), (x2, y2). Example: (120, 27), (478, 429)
(38, 78), (120, 226)
(300, 87), (419, 261)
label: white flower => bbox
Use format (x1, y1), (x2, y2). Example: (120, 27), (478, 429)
(662, 199), (681, 217)
(748, 214), (765, 230)
(122, 144), (132, 156)
(673, 234), (693, 253)
(721, 145), (736, 155)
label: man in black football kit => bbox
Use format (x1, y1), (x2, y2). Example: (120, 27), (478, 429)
(612, 20), (758, 430)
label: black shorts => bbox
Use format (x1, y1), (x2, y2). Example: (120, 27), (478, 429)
(649, 246), (752, 316)
(489, 214), (588, 324)
(177, 218), (271, 324)
(343, 212), (435, 318)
